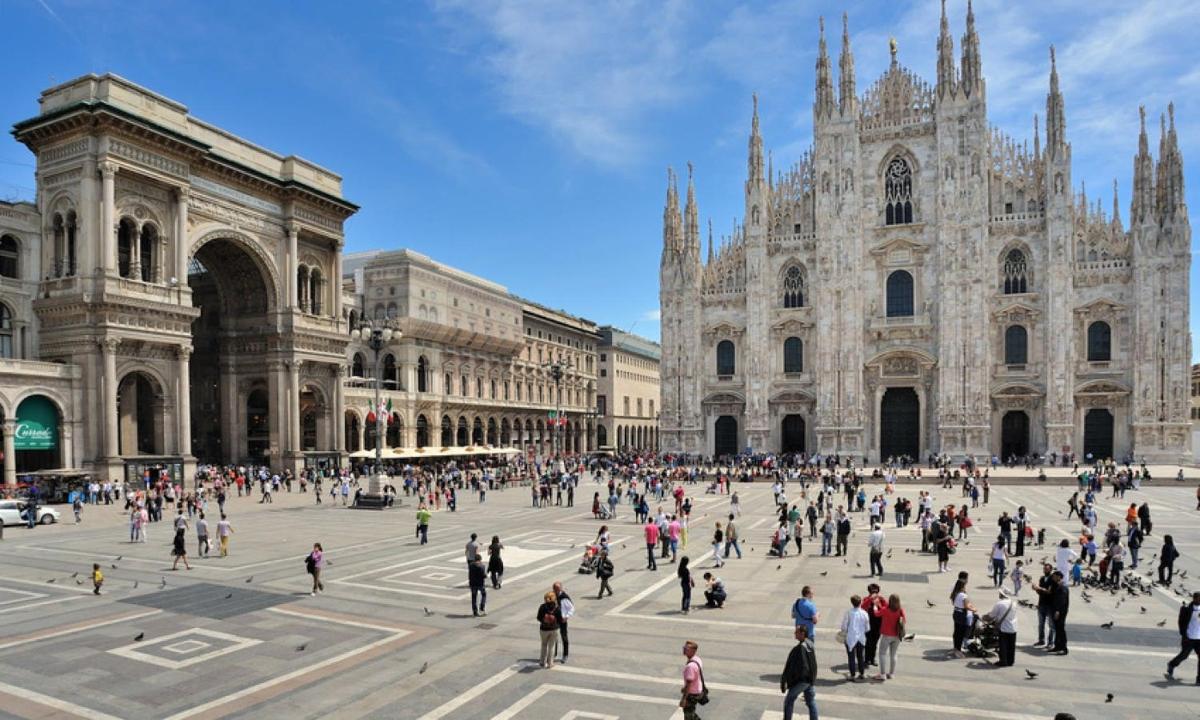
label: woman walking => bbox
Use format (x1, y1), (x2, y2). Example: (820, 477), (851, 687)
(536, 591), (560, 668)
(875, 593), (906, 680)
(1159, 534), (1180, 585)
(950, 574), (976, 658)
(595, 549), (614, 598)
(678, 555), (694, 614)
(307, 543), (325, 595)
(840, 594), (869, 681)
(711, 523), (725, 568)
(487, 535), (505, 589)
(991, 535), (1010, 588)
(171, 527), (192, 571)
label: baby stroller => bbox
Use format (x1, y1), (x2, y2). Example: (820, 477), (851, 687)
(596, 504), (613, 520)
(965, 616), (1000, 660)
(578, 544), (602, 574)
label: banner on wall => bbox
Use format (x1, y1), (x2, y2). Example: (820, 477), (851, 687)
(14, 396), (58, 451)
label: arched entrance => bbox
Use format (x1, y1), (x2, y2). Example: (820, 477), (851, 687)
(457, 417), (469, 446)
(1083, 408), (1114, 461)
(781, 414), (806, 453)
(345, 412), (361, 452)
(11, 395), (63, 472)
(117, 372), (164, 455)
(597, 424), (608, 447)
(880, 387), (919, 461)
(416, 414), (429, 448)
(714, 416), (738, 458)
(1000, 411), (1029, 459)
(299, 385), (324, 452)
(189, 237), (275, 463)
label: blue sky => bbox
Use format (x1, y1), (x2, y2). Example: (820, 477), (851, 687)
(1, 0), (1198, 352)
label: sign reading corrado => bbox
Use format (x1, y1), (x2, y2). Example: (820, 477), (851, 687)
(14, 420), (54, 450)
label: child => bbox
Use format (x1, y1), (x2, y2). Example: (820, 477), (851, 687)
(1010, 560), (1024, 595)
(1084, 535), (1098, 567)
(1036, 527), (1046, 548)
(91, 563), (103, 595)
(1070, 558), (1084, 586)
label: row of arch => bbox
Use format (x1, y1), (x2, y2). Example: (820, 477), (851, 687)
(344, 412), (594, 454)
(606, 424), (658, 451)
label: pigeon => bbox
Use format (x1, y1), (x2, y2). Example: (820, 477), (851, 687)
(423, 607), (434, 616)
(115, 556), (123, 562)
(1141, 606), (1147, 613)
(245, 576), (254, 583)
(819, 571), (828, 577)
(856, 562), (862, 568)
(225, 593), (233, 600)
(1157, 619), (1167, 627)
(926, 600), (936, 608)
(777, 565), (782, 570)
(76, 579), (84, 585)
(419, 661), (429, 674)
(46, 578), (56, 584)
(134, 632), (145, 642)
(903, 633), (915, 641)
(621, 544), (626, 549)
(160, 577), (167, 589)
(296, 643), (307, 652)
(1105, 693), (1114, 703)
(111, 564), (118, 569)
(843, 559), (847, 564)
(71, 572), (79, 578)
(1025, 669), (1038, 679)
(133, 580), (139, 589)
(1100, 621), (1114, 629)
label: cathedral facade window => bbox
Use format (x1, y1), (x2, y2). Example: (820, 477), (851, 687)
(783, 337), (803, 373)
(1002, 249), (1028, 294)
(782, 265), (805, 308)
(884, 157), (914, 225)
(885, 270), (914, 317)
(1087, 321), (1111, 362)
(1004, 325), (1028, 365)
(716, 340), (736, 377)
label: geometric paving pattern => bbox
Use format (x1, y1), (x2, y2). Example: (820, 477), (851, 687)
(120, 582), (292, 620)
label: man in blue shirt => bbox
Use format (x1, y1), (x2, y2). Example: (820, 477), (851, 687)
(791, 585), (819, 639)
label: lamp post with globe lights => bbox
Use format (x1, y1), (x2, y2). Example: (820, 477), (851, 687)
(351, 319), (401, 508)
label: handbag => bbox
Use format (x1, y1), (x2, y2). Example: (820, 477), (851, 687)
(688, 660), (710, 705)
(895, 611), (906, 639)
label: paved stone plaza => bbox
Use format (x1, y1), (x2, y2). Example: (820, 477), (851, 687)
(2, 470), (1199, 720)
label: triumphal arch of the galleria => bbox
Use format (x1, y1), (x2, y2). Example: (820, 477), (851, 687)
(9, 74), (355, 481)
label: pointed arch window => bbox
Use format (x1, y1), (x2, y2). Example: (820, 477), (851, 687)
(782, 265), (805, 308)
(1087, 321), (1111, 362)
(1004, 325), (1028, 365)
(1002, 249), (1028, 294)
(885, 270), (914, 317)
(884, 157), (914, 225)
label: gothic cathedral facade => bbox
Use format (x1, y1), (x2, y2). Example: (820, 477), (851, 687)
(659, 7), (1191, 464)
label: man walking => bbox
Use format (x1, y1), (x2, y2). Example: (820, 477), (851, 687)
(196, 512), (209, 558)
(780, 625), (818, 720)
(791, 586), (819, 639)
(835, 510), (851, 557)
(644, 518), (659, 571)
(1165, 591), (1200, 684)
(554, 581), (574, 663)
(724, 514), (742, 559)
(468, 558), (487, 617)
(679, 640), (705, 720)
(1050, 570), (1070, 655)
(867, 524), (885, 577)
(416, 506), (431, 545)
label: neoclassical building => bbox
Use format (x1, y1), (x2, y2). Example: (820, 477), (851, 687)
(596, 325), (661, 451)
(660, 8), (1191, 463)
(0, 75), (611, 485)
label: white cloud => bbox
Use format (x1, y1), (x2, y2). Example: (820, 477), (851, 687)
(641, 309), (662, 322)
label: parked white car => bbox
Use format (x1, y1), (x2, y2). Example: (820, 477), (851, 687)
(0, 500), (60, 526)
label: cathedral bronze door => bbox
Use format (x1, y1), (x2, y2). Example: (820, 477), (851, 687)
(714, 416), (738, 458)
(1083, 408), (1114, 461)
(1000, 411), (1030, 460)
(880, 387), (919, 461)
(782, 414), (806, 453)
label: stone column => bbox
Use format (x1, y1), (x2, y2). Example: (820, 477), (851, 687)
(289, 361), (302, 455)
(333, 244), (343, 323)
(101, 339), (119, 459)
(60, 422), (75, 470)
(287, 225), (299, 309)
(129, 221), (142, 280)
(99, 162), (117, 275)
(332, 365), (345, 454)
(3, 418), (16, 486)
(175, 187), (190, 283)
(177, 347), (192, 457)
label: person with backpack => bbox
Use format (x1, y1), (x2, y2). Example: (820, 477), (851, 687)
(679, 640), (707, 720)
(780, 625), (818, 720)
(792, 586), (819, 639)
(536, 591), (559, 668)
(1126, 521), (1144, 569)
(1165, 591), (1200, 684)
(468, 558), (487, 617)
(595, 548), (614, 598)
(306, 543), (324, 595)
(553, 581), (573, 663)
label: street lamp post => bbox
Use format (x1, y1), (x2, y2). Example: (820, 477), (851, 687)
(351, 319), (401, 509)
(544, 359), (567, 462)
(585, 406), (598, 453)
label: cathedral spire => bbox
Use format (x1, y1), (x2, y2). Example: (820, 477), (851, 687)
(684, 161), (700, 255)
(814, 17), (835, 119)
(936, 0), (956, 98)
(706, 219), (714, 264)
(1033, 114), (1041, 158)
(838, 12), (857, 116)
(662, 167), (681, 254)
(1112, 179), (1122, 229)
(1045, 46), (1067, 160)
(960, 0), (982, 96)
(748, 95), (764, 185)
(1132, 105), (1155, 225)
(1158, 102), (1187, 223)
